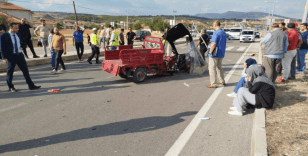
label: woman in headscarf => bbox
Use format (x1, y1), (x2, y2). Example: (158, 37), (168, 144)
(228, 65), (276, 116)
(227, 58), (257, 97)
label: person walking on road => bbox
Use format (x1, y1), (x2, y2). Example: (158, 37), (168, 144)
(105, 25), (111, 46)
(206, 20), (227, 88)
(50, 27), (66, 74)
(34, 19), (51, 57)
(297, 23), (308, 73)
(99, 25), (106, 47)
(48, 29), (55, 70)
(87, 28), (101, 64)
(73, 26), (85, 62)
(277, 23), (300, 82)
(0, 23), (41, 92)
(228, 65), (275, 116)
(196, 29), (209, 59)
(119, 28), (125, 45)
(109, 27), (119, 50)
(0, 21), (7, 60)
(260, 22), (288, 83)
(18, 18), (39, 59)
(126, 27), (136, 45)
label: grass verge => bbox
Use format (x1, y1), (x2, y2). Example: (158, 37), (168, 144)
(266, 68), (308, 156)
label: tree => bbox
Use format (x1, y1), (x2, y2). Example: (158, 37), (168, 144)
(56, 21), (64, 29)
(134, 22), (142, 30)
(0, 16), (9, 30)
(150, 16), (170, 31)
(106, 22), (110, 27)
(89, 24), (100, 29)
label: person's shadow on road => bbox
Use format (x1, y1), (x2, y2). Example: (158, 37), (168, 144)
(0, 111), (197, 153)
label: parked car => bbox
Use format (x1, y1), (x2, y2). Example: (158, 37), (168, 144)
(255, 31), (261, 38)
(189, 30), (197, 37)
(240, 30), (255, 42)
(206, 30), (214, 39)
(136, 31), (151, 41)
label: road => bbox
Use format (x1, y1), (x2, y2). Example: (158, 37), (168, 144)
(0, 40), (259, 156)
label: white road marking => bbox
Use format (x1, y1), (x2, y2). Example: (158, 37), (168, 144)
(165, 43), (254, 156)
(183, 82), (190, 87)
(0, 103), (28, 113)
(236, 47), (246, 51)
(226, 47), (234, 51)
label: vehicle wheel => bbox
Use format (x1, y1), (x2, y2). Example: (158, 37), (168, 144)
(133, 68), (147, 83)
(119, 73), (128, 79)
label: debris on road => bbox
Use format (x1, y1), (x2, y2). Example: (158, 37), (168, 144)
(183, 82), (190, 87)
(48, 89), (60, 93)
(199, 117), (211, 121)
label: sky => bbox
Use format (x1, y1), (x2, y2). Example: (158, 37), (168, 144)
(7, 0), (306, 19)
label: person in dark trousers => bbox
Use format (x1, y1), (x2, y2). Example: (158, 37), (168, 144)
(126, 27), (136, 45)
(0, 21), (7, 60)
(228, 65), (275, 116)
(50, 27), (66, 74)
(119, 28), (125, 45)
(0, 22), (41, 92)
(73, 26), (84, 62)
(260, 22), (288, 83)
(87, 28), (101, 64)
(18, 18), (39, 59)
(196, 29), (209, 59)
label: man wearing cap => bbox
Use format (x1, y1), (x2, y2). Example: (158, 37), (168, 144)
(99, 25), (106, 47)
(260, 22), (288, 83)
(297, 23), (308, 73)
(34, 19), (51, 57)
(277, 23), (300, 82)
(87, 28), (100, 64)
(73, 25), (85, 62)
(18, 18), (39, 59)
(196, 29), (209, 59)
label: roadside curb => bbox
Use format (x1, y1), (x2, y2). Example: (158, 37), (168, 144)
(0, 39), (197, 72)
(251, 41), (268, 156)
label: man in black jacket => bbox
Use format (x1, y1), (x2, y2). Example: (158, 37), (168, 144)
(18, 18), (39, 59)
(0, 22), (7, 60)
(1, 23), (41, 92)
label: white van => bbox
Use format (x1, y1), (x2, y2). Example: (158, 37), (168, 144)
(228, 28), (242, 40)
(240, 30), (255, 42)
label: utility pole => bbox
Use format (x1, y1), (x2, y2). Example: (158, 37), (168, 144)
(73, 1), (79, 26)
(127, 11), (129, 31)
(173, 11), (177, 26)
(302, 0), (308, 23)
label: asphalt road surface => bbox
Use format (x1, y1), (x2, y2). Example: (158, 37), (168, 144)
(0, 40), (257, 156)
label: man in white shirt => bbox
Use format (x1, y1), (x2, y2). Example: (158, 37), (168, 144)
(105, 25), (111, 47)
(99, 25), (106, 48)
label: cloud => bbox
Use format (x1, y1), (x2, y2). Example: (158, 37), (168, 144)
(32, 0), (71, 9)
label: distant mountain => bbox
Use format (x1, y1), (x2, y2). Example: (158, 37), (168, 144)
(196, 11), (295, 20)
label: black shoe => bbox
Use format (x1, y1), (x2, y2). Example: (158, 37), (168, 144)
(29, 85), (41, 90)
(289, 77), (296, 80)
(25, 55), (29, 59)
(44, 54), (47, 57)
(9, 88), (18, 92)
(87, 60), (92, 64)
(96, 61), (101, 64)
(33, 55), (40, 58)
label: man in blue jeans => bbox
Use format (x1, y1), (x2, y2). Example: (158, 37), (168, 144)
(297, 23), (308, 73)
(73, 26), (84, 62)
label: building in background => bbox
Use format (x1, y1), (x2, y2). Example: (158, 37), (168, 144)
(0, 0), (34, 35)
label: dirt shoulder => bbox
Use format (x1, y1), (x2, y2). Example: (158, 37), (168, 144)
(266, 67), (308, 155)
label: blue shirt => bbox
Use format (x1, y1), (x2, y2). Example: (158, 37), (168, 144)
(208, 28), (227, 58)
(300, 30), (308, 49)
(8, 31), (22, 54)
(261, 28), (288, 59)
(73, 30), (84, 42)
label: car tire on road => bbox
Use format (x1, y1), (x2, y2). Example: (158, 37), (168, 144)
(133, 68), (147, 83)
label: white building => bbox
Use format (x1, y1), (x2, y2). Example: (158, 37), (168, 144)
(0, 0), (34, 35)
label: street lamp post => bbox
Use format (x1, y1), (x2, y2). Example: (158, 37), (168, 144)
(265, 0), (278, 23)
(173, 11), (177, 26)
